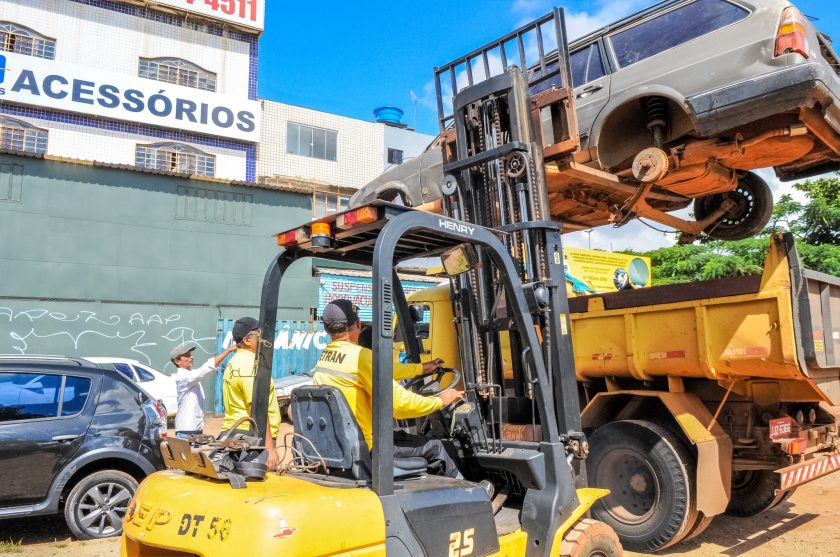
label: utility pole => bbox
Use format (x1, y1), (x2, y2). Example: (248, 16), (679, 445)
(409, 90), (419, 131)
(584, 229), (593, 249)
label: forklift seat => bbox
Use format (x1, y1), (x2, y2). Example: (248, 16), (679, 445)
(291, 385), (427, 480)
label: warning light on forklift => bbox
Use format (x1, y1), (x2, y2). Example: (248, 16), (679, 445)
(336, 206), (378, 229)
(311, 222), (331, 236)
(276, 227), (309, 248)
(310, 222), (332, 249)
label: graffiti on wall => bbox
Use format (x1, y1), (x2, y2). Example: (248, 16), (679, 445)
(0, 306), (216, 370)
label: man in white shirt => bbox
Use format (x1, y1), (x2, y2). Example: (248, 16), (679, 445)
(170, 342), (237, 439)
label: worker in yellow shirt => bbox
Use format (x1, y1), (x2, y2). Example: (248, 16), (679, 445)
(313, 299), (464, 478)
(222, 316), (281, 469)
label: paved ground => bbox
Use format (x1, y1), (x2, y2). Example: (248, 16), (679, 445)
(4, 416), (840, 556)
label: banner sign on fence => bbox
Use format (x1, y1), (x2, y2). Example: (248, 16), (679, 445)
(564, 248), (652, 293)
(318, 273), (438, 323)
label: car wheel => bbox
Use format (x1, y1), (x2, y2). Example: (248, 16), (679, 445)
(64, 470), (138, 540)
(694, 171), (772, 241)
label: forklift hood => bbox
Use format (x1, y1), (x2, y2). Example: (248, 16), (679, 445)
(121, 471), (385, 556)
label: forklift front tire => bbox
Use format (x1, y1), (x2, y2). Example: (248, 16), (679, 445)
(559, 518), (623, 557)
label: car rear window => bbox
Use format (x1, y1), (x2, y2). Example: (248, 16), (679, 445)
(62, 376), (92, 416)
(571, 43), (607, 87)
(112, 363), (136, 381)
(610, 0), (749, 68)
(133, 365), (156, 382)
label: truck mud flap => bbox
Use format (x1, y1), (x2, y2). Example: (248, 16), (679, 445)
(777, 451), (840, 491)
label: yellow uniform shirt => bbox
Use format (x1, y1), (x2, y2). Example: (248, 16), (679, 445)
(222, 348), (281, 437)
(312, 340), (442, 448)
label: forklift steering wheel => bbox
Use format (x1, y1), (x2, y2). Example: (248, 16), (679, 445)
(404, 367), (461, 397)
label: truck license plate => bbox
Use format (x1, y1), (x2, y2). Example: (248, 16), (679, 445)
(769, 417), (793, 440)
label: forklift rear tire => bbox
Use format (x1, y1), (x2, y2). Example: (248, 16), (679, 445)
(558, 518), (623, 557)
(725, 470), (782, 517)
(587, 420), (695, 552)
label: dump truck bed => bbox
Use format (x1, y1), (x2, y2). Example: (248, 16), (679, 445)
(568, 234), (840, 404)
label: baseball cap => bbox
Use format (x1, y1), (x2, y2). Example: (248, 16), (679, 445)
(232, 317), (260, 342)
(322, 299), (360, 326)
(169, 342), (197, 361)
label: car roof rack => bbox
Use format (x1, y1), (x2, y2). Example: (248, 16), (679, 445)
(0, 354), (89, 366)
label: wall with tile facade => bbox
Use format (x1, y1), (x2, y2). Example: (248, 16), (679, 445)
(258, 100), (436, 190)
(0, 0), (257, 181)
(384, 124), (436, 172)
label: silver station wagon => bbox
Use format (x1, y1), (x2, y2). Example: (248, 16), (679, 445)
(354, 0), (840, 241)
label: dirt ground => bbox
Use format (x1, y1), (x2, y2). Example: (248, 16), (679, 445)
(4, 416), (840, 557)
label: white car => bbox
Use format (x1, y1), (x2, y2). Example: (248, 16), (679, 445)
(84, 357), (178, 418)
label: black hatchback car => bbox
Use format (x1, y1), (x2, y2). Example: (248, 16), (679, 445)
(0, 355), (166, 539)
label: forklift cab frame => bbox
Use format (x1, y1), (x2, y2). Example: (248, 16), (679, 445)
(253, 202), (582, 553)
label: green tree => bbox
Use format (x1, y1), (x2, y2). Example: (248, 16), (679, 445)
(793, 177), (840, 245)
(636, 175), (840, 284)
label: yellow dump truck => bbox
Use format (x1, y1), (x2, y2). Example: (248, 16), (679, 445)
(407, 233), (840, 550)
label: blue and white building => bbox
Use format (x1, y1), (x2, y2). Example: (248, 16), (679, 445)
(0, 0), (262, 181)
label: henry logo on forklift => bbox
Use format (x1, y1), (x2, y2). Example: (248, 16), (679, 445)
(438, 218), (476, 236)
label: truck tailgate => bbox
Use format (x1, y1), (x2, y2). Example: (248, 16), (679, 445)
(569, 234), (840, 404)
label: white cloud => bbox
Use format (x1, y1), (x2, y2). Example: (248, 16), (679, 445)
(512, 0), (650, 39)
(564, 219), (676, 252)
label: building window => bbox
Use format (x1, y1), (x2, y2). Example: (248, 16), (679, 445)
(138, 57), (217, 92)
(287, 122), (337, 161)
(0, 22), (55, 60)
(313, 191), (350, 218)
(0, 117), (48, 154)
(135, 142), (216, 176)
(387, 148), (404, 166)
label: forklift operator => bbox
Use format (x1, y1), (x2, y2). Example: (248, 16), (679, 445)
(313, 299), (466, 478)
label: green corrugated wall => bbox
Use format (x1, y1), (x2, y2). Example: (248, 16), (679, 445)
(0, 153), (319, 408)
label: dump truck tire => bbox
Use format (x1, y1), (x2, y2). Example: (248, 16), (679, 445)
(559, 519), (623, 557)
(683, 512), (714, 542)
(587, 420), (695, 552)
(726, 470), (783, 517)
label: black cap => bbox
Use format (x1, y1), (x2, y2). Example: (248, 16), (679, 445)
(322, 299), (360, 326)
(232, 317), (259, 342)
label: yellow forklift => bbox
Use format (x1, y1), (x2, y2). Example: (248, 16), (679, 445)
(121, 9), (622, 557)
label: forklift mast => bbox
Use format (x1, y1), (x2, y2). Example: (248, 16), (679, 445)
(433, 9), (584, 439)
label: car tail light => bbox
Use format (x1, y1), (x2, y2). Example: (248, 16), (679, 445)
(775, 7), (809, 58)
(336, 206), (378, 229)
(151, 400), (166, 424)
(276, 227), (309, 248)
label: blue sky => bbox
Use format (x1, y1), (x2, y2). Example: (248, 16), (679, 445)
(259, 0), (840, 136)
(257, 0), (840, 250)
